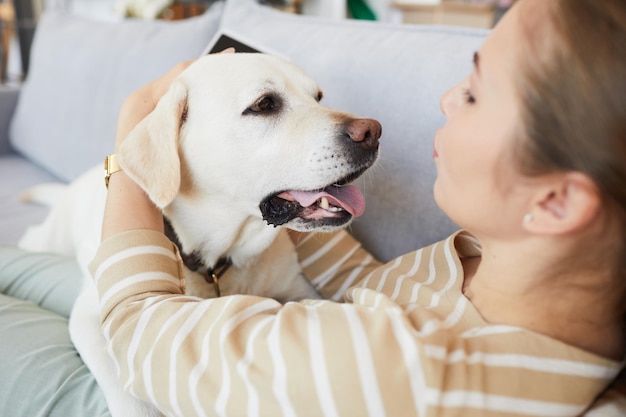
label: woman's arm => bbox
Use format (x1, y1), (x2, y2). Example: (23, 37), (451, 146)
(290, 229), (382, 301)
(90, 230), (607, 417)
(102, 172), (162, 239)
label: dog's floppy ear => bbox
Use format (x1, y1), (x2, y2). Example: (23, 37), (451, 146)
(117, 79), (188, 208)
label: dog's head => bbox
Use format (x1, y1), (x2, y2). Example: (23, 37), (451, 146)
(118, 53), (380, 234)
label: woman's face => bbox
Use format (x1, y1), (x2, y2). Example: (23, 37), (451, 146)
(433, 1), (537, 237)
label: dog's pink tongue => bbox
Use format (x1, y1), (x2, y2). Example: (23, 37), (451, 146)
(282, 185), (366, 217)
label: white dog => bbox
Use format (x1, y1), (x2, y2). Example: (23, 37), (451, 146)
(18, 53), (381, 417)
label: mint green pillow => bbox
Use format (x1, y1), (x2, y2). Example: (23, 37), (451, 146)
(0, 246), (109, 416)
(0, 245), (82, 317)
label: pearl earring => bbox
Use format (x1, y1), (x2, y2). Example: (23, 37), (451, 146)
(523, 213), (533, 224)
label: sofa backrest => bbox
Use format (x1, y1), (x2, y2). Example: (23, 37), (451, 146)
(9, 3), (224, 182)
(218, 0), (487, 261)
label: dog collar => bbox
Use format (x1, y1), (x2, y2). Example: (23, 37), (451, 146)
(163, 217), (231, 297)
(203, 259), (231, 298)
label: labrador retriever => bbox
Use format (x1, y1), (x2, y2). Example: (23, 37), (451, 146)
(18, 53), (381, 417)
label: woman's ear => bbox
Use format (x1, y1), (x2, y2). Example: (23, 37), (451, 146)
(523, 172), (601, 235)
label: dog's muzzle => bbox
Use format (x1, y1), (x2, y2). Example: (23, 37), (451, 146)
(260, 118), (382, 230)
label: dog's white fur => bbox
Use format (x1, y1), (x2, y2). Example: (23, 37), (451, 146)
(18, 53), (378, 417)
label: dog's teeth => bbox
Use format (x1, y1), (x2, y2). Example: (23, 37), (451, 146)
(319, 197), (344, 212)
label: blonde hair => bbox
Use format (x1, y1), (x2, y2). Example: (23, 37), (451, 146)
(515, 0), (626, 276)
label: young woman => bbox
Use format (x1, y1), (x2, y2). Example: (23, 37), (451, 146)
(94, 0), (626, 415)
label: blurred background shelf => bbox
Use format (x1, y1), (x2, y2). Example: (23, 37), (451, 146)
(0, 0), (516, 83)
(391, 0), (517, 28)
(0, 0), (15, 82)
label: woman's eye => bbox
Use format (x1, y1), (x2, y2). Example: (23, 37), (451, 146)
(463, 88), (476, 104)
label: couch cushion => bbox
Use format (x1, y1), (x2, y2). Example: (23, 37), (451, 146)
(219, 0), (488, 261)
(0, 246), (108, 416)
(9, 4), (223, 182)
(0, 292), (109, 416)
(0, 245), (83, 317)
(0, 154), (59, 245)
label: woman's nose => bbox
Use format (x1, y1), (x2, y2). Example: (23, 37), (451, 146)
(439, 86), (456, 117)
(440, 78), (470, 117)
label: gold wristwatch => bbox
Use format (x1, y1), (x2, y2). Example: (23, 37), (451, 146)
(104, 154), (121, 188)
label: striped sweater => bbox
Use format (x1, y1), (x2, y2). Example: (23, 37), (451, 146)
(89, 229), (620, 417)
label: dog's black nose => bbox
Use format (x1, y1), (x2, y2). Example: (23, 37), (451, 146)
(345, 118), (382, 151)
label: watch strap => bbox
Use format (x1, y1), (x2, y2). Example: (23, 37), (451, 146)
(104, 154), (122, 188)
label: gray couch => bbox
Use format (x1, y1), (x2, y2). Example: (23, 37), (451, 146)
(1, 0), (621, 415)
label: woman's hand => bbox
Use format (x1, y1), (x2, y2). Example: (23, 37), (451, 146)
(114, 61), (194, 152)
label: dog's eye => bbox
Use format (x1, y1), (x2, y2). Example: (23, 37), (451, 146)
(316, 91), (323, 102)
(255, 97), (275, 111)
(244, 95), (281, 115)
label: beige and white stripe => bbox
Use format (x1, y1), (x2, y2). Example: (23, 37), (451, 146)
(89, 229), (620, 417)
